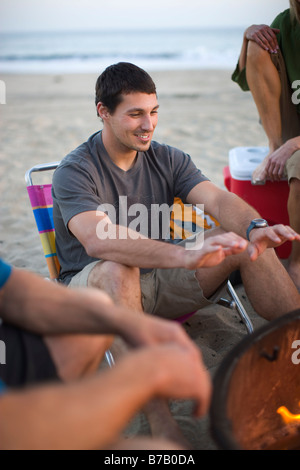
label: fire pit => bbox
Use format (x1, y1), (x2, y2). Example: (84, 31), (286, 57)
(210, 309), (300, 450)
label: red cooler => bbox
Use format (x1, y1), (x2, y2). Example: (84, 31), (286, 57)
(223, 146), (291, 259)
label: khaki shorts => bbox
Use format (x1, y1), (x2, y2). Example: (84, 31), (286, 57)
(69, 233), (227, 320)
(286, 149), (300, 182)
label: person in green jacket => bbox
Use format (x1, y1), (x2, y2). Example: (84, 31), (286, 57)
(232, 0), (300, 290)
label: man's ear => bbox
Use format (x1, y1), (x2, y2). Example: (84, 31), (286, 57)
(97, 102), (110, 120)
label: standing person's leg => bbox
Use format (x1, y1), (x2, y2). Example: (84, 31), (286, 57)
(287, 153), (300, 290)
(246, 42), (282, 159)
(241, 42), (300, 288)
(246, 44), (300, 181)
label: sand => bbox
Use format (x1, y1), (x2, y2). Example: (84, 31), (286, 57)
(0, 69), (269, 449)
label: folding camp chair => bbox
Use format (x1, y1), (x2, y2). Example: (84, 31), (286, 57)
(170, 198), (254, 334)
(25, 162), (61, 281)
(25, 163), (253, 335)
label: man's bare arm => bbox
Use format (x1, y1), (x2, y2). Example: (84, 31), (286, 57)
(187, 181), (300, 260)
(68, 210), (248, 270)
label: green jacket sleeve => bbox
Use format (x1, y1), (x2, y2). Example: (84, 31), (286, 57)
(231, 62), (250, 91)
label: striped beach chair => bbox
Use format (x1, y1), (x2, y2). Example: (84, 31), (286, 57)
(25, 162), (61, 280)
(25, 161), (118, 367)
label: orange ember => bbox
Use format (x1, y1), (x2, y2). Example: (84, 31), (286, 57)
(277, 403), (300, 424)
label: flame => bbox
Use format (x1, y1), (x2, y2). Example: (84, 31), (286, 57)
(277, 403), (300, 424)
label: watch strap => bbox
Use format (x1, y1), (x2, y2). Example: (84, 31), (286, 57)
(246, 222), (256, 241)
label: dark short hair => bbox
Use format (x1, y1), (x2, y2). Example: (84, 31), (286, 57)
(95, 62), (157, 115)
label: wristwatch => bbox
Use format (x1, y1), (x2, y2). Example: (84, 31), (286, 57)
(246, 218), (269, 241)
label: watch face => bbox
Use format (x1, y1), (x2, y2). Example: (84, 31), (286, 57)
(253, 218), (268, 227)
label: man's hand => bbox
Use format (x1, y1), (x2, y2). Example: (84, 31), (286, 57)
(183, 232), (248, 269)
(245, 24), (280, 53)
(248, 225), (300, 260)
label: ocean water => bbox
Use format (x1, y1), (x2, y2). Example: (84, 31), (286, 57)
(0, 28), (243, 74)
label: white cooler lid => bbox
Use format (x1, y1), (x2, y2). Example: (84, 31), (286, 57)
(229, 146), (269, 180)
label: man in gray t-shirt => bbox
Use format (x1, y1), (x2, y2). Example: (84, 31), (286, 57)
(52, 62), (300, 449)
(52, 62), (299, 321)
(53, 131), (208, 284)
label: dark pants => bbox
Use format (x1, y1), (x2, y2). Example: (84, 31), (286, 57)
(0, 322), (59, 388)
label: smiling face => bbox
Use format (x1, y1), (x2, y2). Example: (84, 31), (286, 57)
(98, 92), (159, 159)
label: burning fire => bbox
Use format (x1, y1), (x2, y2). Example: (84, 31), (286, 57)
(277, 403), (300, 424)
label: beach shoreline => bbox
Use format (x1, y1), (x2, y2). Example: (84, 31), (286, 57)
(0, 69), (267, 449)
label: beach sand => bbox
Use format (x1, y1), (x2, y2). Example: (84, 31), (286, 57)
(0, 69), (269, 449)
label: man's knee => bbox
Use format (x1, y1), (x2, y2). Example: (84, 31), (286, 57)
(88, 260), (140, 291)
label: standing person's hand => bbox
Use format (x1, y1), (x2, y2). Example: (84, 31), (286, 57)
(264, 137), (300, 181)
(244, 24), (280, 53)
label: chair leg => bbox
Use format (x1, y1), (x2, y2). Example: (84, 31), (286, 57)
(105, 350), (115, 368)
(226, 280), (254, 334)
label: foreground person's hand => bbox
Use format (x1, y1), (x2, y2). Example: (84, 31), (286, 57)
(123, 343), (212, 418)
(244, 24), (280, 53)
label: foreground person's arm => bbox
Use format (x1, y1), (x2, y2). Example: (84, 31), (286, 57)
(0, 267), (194, 352)
(0, 343), (211, 450)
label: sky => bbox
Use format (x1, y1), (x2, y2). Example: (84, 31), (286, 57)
(0, 0), (290, 32)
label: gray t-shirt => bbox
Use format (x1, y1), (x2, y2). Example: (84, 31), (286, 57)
(52, 131), (209, 283)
